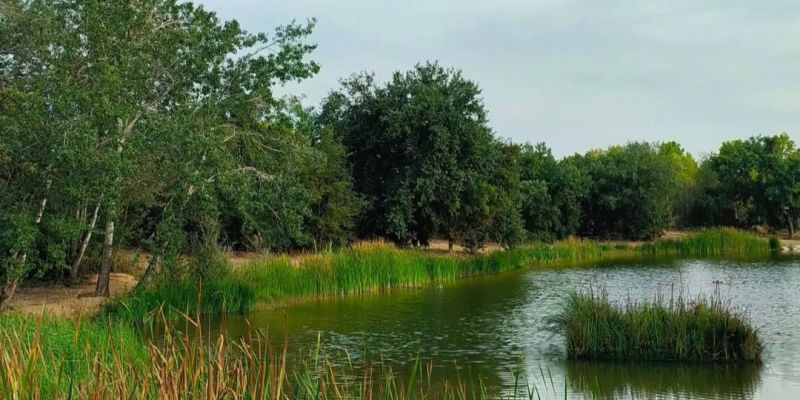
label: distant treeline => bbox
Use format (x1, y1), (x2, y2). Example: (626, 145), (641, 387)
(1, 1), (798, 307)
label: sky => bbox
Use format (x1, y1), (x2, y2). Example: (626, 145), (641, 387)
(199, 0), (800, 158)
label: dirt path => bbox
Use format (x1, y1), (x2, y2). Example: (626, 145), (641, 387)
(10, 273), (137, 318)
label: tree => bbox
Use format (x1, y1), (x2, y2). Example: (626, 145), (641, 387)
(575, 143), (679, 240)
(0, 0), (320, 304)
(704, 134), (800, 236)
(518, 143), (588, 241)
(321, 62), (521, 249)
(658, 142), (698, 227)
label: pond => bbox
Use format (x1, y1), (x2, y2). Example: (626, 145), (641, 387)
(205, 256), (800, 399)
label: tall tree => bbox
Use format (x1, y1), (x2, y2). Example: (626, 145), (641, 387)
(321, 62), (522, 249)
(575, 143), (680, 240)
(518, 143), (588, 241)
(0, 0), (320, 303)
(705, 134), (800, 235)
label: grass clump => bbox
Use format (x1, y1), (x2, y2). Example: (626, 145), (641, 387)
(551, 290), (763, 362)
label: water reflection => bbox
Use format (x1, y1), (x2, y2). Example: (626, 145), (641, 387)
(189, 256), (800, 399)
(567, 361), (762, 399)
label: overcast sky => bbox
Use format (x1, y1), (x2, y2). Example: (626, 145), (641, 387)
(199, 0), (799, 157)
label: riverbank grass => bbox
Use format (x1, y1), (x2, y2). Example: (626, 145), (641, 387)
(0, 312), (558, 400)
(552, 291), (763, 362)
(641, 228), (772, 256)
(109, 228), (770, 323)
(0, 312), (145, 397)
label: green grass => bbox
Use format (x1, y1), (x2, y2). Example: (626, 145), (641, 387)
(0, 312), (146, 397)
(551, 290), (763, 362)
(0, 312), (559, 400)
(108, 228), (771, 323)
(640, 228), (772, 257)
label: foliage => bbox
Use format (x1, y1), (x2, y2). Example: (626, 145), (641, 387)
(572, 142), (681, 240)
(302, 125), (366, 249)
(320, 62), (523, 249)
(518, 143), (588, 241)
(695, 134), (800, 235)
(0, 0), (362, 303)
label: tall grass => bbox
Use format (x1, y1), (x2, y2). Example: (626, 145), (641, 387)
(0, 312), (558, 400)
(551, 290), (763, 362)
(109, 228), (771, 322)
(641, 228), (771, 257)
(0, 313), (146, 397)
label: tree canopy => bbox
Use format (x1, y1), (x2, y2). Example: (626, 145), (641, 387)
(320, 62), (523, 249)
(1, 0), (798, 309)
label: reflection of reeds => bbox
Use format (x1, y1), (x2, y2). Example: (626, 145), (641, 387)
(567, 361), (762, 399)
(1, 311), (562, 399)
(551, 290), (763, 362)
(107, 228), (771, 324)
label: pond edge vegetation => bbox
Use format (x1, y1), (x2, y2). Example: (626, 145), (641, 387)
(551, 290), (763, 362)
(1, 310), (568, 400)
(107, 228), (772, 323)
(0, 228), (773, 399)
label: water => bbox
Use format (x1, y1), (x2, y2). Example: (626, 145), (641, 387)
(207, 256), (800, 399)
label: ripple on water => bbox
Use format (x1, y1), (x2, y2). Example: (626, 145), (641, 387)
(208, 257), (800, 399)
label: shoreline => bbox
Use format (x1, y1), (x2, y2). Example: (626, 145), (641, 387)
(9, 230), (795, 319)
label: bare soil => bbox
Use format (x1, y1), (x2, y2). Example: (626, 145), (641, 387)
(10, 273), (138, 318)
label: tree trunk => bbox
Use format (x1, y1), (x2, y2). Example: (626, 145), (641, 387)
(448, 238), (454, 252)
(95, 218), (114, 297)
(70, 203), (100, 281)
(789, 215), (796, 239)
(0, 280), (19, 311)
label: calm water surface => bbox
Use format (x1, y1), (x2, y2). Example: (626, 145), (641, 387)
(208, 257), (800, 399)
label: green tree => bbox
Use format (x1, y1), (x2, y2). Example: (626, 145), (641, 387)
(575, 143), (679, 240)
(518, 143), (588, 241)
(658, 142), (698, 226)
(321, 62), (521, 249)
(705, 134), (800, 236)
(0, 0), (320, 304)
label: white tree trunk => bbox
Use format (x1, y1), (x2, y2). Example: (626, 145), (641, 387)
(95, 218), (114, 297)
(71, 203), (100, 280)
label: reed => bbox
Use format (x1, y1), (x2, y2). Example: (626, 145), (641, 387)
(551, 290), (763, 362)
(0, 312), (558, 400)
(109, 229), (771, 322)
(640, 228), (771, 257)
(0, 312), (146, 397)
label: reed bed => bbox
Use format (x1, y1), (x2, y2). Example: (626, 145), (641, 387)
(551, 290), (763, 362)
(640, 228), (771, 257)
(0, 313), (145, 397)
(0, 312), (557, 400)
(109, 229), (770, 323)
